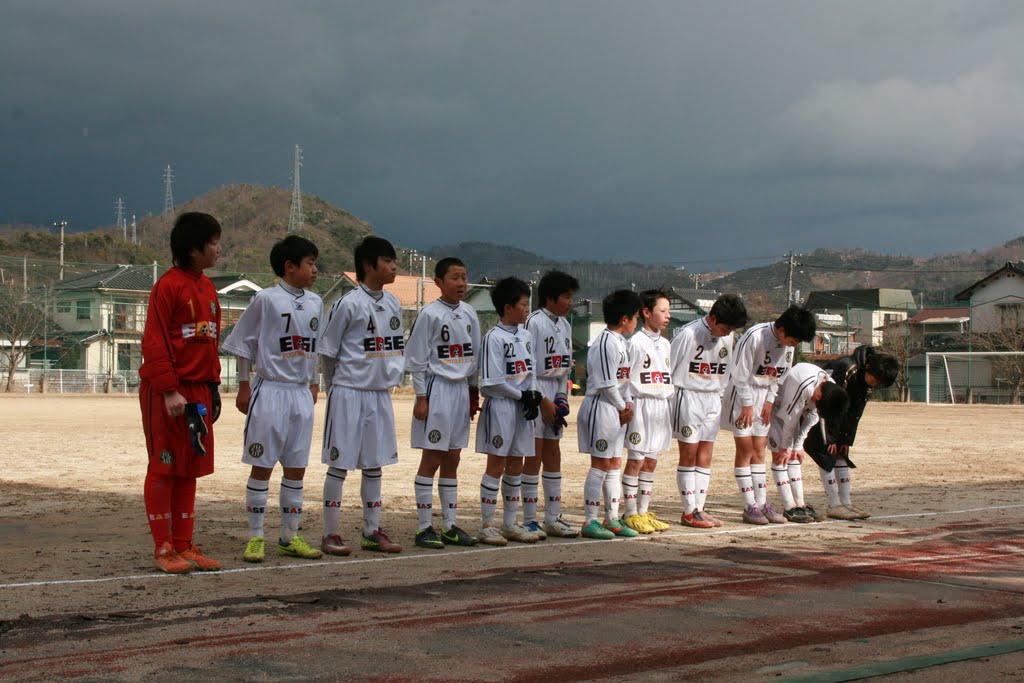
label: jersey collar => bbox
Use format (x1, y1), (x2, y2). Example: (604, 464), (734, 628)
(359, 283), (384, 301)
(278, 281), (305, 298)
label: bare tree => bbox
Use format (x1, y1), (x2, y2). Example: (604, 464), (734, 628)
(0, 285), (48, 391)
(877, 329), (921, 402)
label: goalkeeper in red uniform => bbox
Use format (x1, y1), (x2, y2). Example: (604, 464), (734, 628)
(139, 212), (224, 573)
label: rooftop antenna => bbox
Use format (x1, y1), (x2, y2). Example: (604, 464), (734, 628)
(163, 165), (175, 216)
(54, 219), (67, 280)
(115, 197), (126, 240)
(288, 144), (304, 232)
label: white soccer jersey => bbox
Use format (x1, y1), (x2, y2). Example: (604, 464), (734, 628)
(405, 299), (480, 386)
(585, 329), (631, 408)
(525, 309), (572, 379)
(627, 328), (673, 399)
(318, 284), (405, 390)
(222, 282), (322, 384)
(727, 321), (794, 406)
(768, 362), (831, 452)
(670, 317), (734, 395)
(479, 323), (535, 396)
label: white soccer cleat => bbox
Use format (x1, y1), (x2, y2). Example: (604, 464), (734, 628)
(478, 523), (509, 546)
(501, 523), (541, 543)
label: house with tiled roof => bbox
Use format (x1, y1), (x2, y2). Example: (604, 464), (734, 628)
(954, 261), (1024, 334)
(50, 265), (260, 383)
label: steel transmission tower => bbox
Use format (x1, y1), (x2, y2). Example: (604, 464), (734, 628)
(115, 197), (126, 240)
(163, 165), (175, 215)
(288, 145), (304, 232)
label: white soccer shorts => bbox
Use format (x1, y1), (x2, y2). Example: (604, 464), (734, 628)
(577, 394), (627, 459)
(625, 395), (671, 460)
(672, 388), (723, 444)
(720, 384), (772, 438)
(410, 376), (470, 450)
(475, 396), (536, 457)
(242, 378), (315, 468)
(321, 386), (399, 470)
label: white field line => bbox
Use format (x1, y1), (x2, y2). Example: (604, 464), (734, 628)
(3, 503), (1023, 591)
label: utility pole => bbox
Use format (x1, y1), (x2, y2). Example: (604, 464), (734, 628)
(408, 249), (418, 276)
(54, 220), (67, 281)
(163, 165), (175, 216)
(131, 214), (137, 245)
(288, 144), (304, 232)
(786, 252), (800, 306)
(688, 272), (701, 292)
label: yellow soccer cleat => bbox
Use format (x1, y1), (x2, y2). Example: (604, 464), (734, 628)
(643, 512), (671, 532)
(623, 512), (655, 534)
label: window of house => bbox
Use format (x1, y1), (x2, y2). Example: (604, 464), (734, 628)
(76, 300), (91, 320)
(998, 303), (1024, 329)
(56, 301), (72, 313)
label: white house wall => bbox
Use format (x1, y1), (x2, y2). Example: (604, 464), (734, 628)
(966, 274), (1024, 334)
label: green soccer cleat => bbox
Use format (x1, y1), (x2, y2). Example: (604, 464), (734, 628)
(243, 536), (265, 563)
(440, 525), (479, 546)
(605, 518), (639, 537)
(415, 526), (445, 549)
(581, 519), (615, 540)
(277, 534), (323, 559)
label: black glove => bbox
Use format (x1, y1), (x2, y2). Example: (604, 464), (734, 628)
(208, 383), (222, 423)
(184, 402), (209, 456)
(520, 389), (543, 421)
(552, 415), (568, 436)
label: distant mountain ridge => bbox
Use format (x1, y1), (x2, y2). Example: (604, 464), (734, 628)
(2, 183), (1021, 307)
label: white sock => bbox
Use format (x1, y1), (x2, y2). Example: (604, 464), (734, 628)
(695, 467), (712, 512)
(246, 477), (269, 538)
(521, 474), (540, 524)
(502, 474), (522, 528)
(787, 461), (805, 507)
(360, 470), (382, 537)
(734, 466), (755, 508)
(584, 468), (606, 523)
(414, 474), (434, 530)
(604, 469), (622, 521)
(279, 477), (304, 543)
(678, 466), (696, 514)
(819, 467), (841, 507)
(772, 465), (796, 510)
(637, 471), (655, 515)
(480, 474), (500, 526)
(438, 477), (458, 530)
(542, 472), (562, 523)
(622, 474), (639, 516)
(322, 467), (346, 537)
(835, 459), (853, 506)
(751, 463), (768, 506)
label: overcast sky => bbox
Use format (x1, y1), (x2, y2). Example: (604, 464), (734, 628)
(3, 1), (1024, 269)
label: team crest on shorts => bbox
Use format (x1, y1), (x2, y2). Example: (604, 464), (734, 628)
(209, 301), (217, 316)
(526, 341), (531, 353)
(248, 443), (265, 459)
(681, 426), (693, 438)
(329, 446), (340, 461)
(719, 347), (728, 358)
(389, 316), (401, 330)
(491, 435), (504, 449)
(768, 437), (778, 449)
(310, 317), (319, 331)
(595, 439), (608, 452)
(786, 351), (793, 362)
(428, 429), (442, 444)
(628, 432), (642, 445)
(565, 338), (571, 349)
(159, 450), (173, 465)
(466, 324), (472, 334)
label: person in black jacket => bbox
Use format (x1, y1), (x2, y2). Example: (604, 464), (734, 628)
(804, 346), (899, 520)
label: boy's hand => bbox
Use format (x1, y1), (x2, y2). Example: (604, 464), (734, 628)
(469, 387), (480, 420)
(619, 402), (634, 425)
(736, 405), (754, 429)
(759, 401), (773, 426)
(235, 382), (251, 415)
(163, 390), (187, 418)
(413, 395), (429, 421)
(793, 449), (806, 463)
(309, 384), (319, 405)
(554, 392), (571, 418)
(827, 444), (849, 456)
(540, 397), (556, 426)
(771, 448), (792, 465)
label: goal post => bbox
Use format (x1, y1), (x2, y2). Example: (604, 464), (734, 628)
(925, 351), (1024, 405)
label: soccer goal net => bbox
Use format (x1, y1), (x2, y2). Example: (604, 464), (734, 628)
(925, 351), (1024, 405)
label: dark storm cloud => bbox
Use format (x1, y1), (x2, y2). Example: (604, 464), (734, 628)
(2, 1), (1024, 267)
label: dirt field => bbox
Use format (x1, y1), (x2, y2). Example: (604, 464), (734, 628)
(1, 395), (1022, 681)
